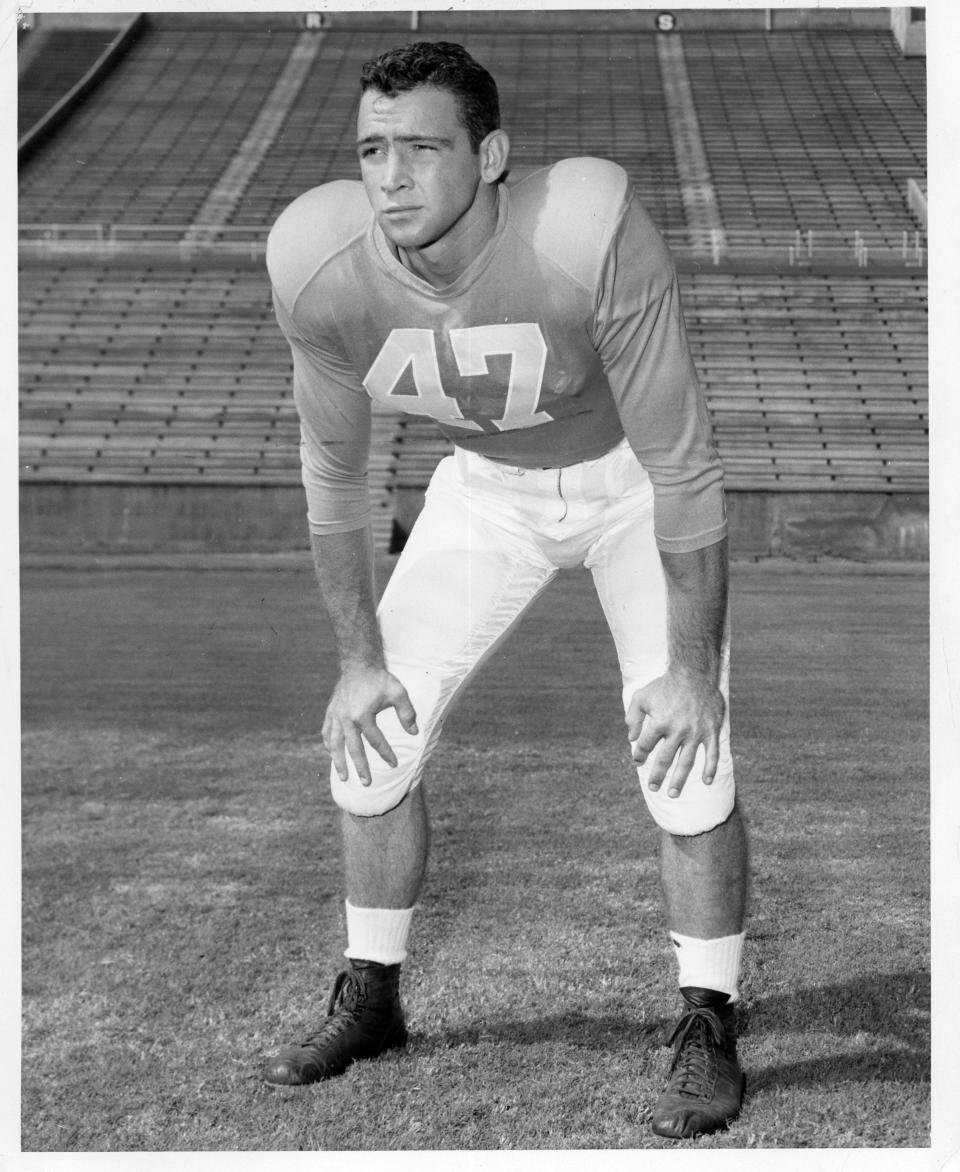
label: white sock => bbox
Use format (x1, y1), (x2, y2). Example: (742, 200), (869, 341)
(343, 901), (415, 966)
(670, 931), (745, 1002)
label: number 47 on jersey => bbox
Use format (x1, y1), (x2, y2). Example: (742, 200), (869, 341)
(363, 323), (553, 433)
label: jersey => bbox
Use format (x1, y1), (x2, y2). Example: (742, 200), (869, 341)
(267, 158), (726, 554)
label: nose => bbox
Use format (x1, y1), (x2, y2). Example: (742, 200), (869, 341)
(381, 149), (411, 194)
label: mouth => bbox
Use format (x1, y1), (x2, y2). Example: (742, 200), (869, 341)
(382, 206), (421, 218)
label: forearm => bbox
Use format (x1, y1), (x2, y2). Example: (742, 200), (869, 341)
(659, 536), (729, 684)
(310, 526), (384, 672)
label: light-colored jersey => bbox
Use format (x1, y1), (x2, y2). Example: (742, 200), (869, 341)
(267, 158), (726, 553)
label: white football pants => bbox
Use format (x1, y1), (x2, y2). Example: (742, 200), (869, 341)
(330, 438), (735, 836)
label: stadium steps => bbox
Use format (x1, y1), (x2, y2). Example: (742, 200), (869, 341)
(18, 28), (120, 138)
(684, 272), (927, 492)
(681, 31), (926, 242)
(17, 24), (928, 547)
(18, 26), (924, 251)
(232, 29), (685, 232)
(20, 268), (928, 511)
(18, 26), (300, 226)
(18, 264), (402, 550)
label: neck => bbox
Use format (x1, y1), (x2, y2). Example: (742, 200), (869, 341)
(399, 185), (501, 289)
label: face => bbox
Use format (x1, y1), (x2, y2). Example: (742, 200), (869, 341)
(357, 85), (504, 258)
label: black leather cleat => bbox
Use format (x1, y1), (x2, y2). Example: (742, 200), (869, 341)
(263, 959), (407, 1086)
(651, 986), (746, 1139)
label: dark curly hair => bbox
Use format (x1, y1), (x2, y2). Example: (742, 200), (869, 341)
(360, 41), (500, 152)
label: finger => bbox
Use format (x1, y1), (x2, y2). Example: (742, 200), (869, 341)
(631, 723), (662, 764)
(645, 739), (680, 791)
(343, 726), (373, 786)
(323, 719), (350, 783)
(626, 714), (646, 747)
(361, 717), (398, 769)
(394, 692), (419, 736)
(624, 695), (650, 742)
(702, 733), (720, 787)
(666, 743), (700, 798)
(330, 745), (349, 782)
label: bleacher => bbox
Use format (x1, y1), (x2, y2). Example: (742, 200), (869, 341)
(17, 28), (119, 137)
(17, 14), (928, 556)
(18, 264), (400, 548)
(18, 26), (300, 226)
(682, 31), (926, 245)
(231, 28), (687, 235)
(18, 24), (924, 243)
(685, 273), (927, 492)
(383, 272), (928, 504)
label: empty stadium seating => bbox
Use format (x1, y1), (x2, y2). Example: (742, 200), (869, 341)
(17, 28), (118, 137)
(19, 265), (927, 506)
(684, 272), (927, 492)
(18, 263), (404, 548)
(18, 26), (300, 226)
(234, 29), (687, 235)
(682, 31), (926, 245)
(18, 22), (925, 244)
(17, 16), (929, 555)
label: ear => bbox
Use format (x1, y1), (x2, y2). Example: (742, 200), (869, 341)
(479, 128), (510, 184)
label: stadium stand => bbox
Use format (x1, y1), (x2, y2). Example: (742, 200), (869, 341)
(17, 12), (928, 558)
(375, 270), (929, 522)
(685, 273), (927, 492)
(18, 25), (300, 226)
(17, 28), (119, 138)
(682, 31), (926, 246)
(232, 29), (687, 236)
(18, 263), (399, 549)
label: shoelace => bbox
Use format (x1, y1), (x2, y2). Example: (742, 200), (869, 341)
(298, 969), (367, 1049)
(665, 1008), (726, 1100)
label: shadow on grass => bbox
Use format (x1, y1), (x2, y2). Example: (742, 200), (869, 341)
(417, 968), (929, 1089)
(742, 968), (930, 1090)
(421, 1011), (666, 1054)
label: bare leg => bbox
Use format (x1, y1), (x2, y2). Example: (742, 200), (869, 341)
(342, 784), (429, 909)
(659, 802), (748, 938)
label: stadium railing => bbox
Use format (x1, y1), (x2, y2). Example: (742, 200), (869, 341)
(18, 223), (928, 271)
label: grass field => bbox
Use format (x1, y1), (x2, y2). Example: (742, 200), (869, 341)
(19, 555), (930, 1152)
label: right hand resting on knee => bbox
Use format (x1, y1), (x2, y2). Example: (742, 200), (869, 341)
(322, 668), (419, 786)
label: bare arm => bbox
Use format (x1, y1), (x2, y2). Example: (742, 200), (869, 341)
(625, 537), (728, 797)
(312, 527), (417, 785)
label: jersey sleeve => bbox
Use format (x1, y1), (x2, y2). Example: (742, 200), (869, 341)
(593, 195), (727, 554)
(272, 290), (373, 537)
(267, 185), (374, 538)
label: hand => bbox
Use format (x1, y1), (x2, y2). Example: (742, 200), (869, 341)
(625, 669), (725, 798)
(322, 666), (418, 786)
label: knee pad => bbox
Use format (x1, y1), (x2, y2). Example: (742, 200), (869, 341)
(329, 668), (446, 818)
(329, 706), (429, 817)
(634, 729), (736, 836)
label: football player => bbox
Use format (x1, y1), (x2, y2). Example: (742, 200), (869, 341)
(262, 41), (749, 1140)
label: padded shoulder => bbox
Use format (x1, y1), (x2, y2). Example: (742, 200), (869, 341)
(266, 181), (371, 309)
(509, 158), (632, 288)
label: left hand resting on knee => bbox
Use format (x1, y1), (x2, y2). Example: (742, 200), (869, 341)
(626, 669), (725, 798)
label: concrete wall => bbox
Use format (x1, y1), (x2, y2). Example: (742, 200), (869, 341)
(20, 484), (929, 562)
(726, 490), (929, 562)
(32, 13), (139, 30)
(891, 7), (927, 56)
(20, 484), (311, 556)
(30, 8), (895, 33)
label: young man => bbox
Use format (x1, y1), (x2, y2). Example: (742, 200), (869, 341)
(263, 41), (750, 1140)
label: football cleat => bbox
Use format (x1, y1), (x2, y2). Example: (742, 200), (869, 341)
(651, 986), (746, 1139)
(262, 959), (407, 1086)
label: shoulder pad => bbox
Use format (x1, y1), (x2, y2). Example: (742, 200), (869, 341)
(509, 158), (631, 285)
(267, 181), (370, 309)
